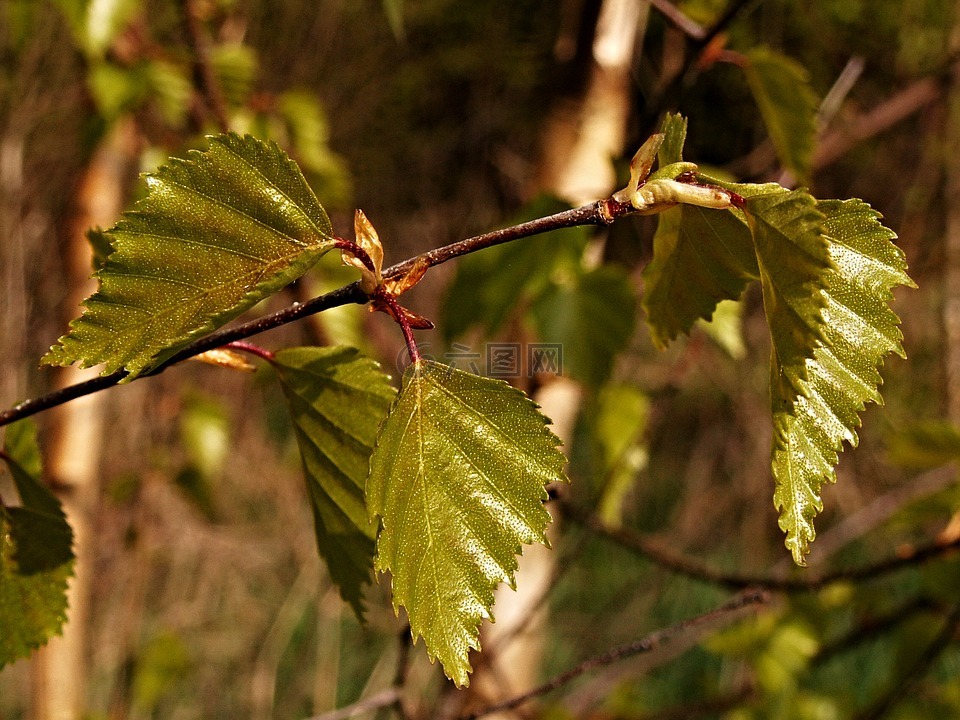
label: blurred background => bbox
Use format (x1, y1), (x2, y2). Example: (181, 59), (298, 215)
(2, 0), (960, 718)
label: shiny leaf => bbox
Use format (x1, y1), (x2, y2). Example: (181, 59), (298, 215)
(273, 346), (396, 617)
(763, 198), (913, 563)
(367, 360), (566, 686)
(43, 133), (336, 380)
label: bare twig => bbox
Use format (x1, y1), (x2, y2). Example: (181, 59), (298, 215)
(645, 0), (706, 41)
(1, 200), (622, 428)
(304, 688), (402, 720)
(459, 589), (770, 720)
(180, 0), (231, 133)
(854, 604), (960, 720)
(562, 500), (960, 591)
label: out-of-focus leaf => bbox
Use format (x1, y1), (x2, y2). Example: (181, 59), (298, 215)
(367, 360), (566, 686)
(594, 384), (649, 526)
(0, 420), (74, 668)
(177, 394), (229, 519)
(277, 90), (352, 207)
(697, 299), (747, 359)
(742, 47), (819, 182)
(210, 43), (257, 107)
(761, 197), (913, 564)
(43, 134), (337, 380)
(88, 61), (149, 120)
(272, 346), (396, 617)
(53, 0), (141, 57)
(132, 631), (191, 712)
(442, 194), (589, 341)
(382, 0), (405, 40)
(145, 60), (191, 128)
(529, 265), (636, 388)
(887, 420), (960, 470)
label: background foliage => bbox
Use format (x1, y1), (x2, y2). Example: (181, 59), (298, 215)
(1, 0), (958, 718)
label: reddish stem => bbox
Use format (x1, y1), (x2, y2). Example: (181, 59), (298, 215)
(224, 340), (275, 362)
(334, 239), (376, 274)
(376, 291), (421, 365)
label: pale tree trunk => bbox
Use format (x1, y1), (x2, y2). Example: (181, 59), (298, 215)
(466, 1), (646, 715)
(31, 119), (139, 720)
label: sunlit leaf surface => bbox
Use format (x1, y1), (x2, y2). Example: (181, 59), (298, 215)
(367, 360), (566, 685)
(43, 133), (336, 380)
(762, 199), (913, 563)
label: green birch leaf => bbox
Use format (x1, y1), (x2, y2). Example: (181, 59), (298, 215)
(272, 346), (396, 618)
(742, 47), (819, 182)
(43, 134), (336, 380)
(1, 420), (74, 668)
(367, 360), (567, 686)
(529, 265), (636, 388)
(643, 203), (759, 348)
(760, 198), (913, 563)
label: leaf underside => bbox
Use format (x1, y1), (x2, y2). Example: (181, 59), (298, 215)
(43, 133), (336, 380)
(1, 420), (75, 668)
(272, 346), (396, 618)
(766, 198), (913, 563)
(367, 360), (567, 686)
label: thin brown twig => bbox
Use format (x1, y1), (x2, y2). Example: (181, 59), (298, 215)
(180, 0), (231, 133)
(0, 200), (622, 428)
(562, 500), (960, 591)
(459, 589), (770, 720)
(304, 688), (402, 720)
(854, 603), (960, 720)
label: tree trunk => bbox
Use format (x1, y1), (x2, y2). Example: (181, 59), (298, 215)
(31, 119), (139, 720)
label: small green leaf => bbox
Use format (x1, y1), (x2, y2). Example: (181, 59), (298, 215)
(530, 265), (636, 387)
(367, 360), (566, 686)
(657, 112), (688, 166)
(1, 420), (74, 668)
(742, 47), (819, 182)
(764, 199), (913, 563)
(43, 134), (337, 380)
(272, 346), (396, 617)
(643, 203), (759, 348)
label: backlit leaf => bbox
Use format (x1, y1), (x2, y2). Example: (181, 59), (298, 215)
(272, 346), (396, 617)
(1, 420), (74, 668)
(742, 47), (819, 182)
(43, 134), (336, 380)
(367, 360), (566, 686)
(762, 198), (913, 563)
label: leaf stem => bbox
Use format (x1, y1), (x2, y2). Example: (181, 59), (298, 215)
(459, 589), (769, 719)
(376, 291), (421, 364)
(223, 341), (276, 362)
(334, 239), (376, 274)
